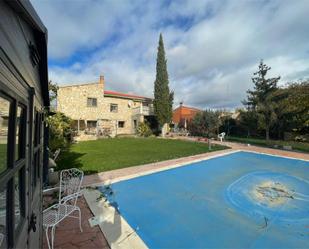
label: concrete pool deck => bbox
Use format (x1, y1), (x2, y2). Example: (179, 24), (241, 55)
(45, 140), (308, 249)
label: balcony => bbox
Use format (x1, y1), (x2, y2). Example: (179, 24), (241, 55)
(132, 105), (154, 116)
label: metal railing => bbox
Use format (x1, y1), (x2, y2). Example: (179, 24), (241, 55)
(132, 105), (154, 115)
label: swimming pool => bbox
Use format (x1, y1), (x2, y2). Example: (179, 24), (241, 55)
(100, 151), (309, 248)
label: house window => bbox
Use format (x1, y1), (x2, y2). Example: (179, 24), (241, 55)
(87, 121), (97, 128)
(118, 121), (125, 128)
(87, 98), (97, 107)
(110, 104), (118, 113)
(133, 120), (137, 129)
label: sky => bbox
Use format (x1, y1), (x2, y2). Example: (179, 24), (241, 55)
(31, 0), (309, 109)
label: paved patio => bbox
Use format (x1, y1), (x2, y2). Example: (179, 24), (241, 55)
(43, 197), (110, 249)
(45, 139), (308, 249)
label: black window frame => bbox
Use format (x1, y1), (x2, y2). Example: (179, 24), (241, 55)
(0, 91), (27, 249)
(87, 98), (97, 107)
(32, 111), (43, 192)
(118, 121), (125, 128)
(110, 103), (118, 113)
(87, 120), (97, 129)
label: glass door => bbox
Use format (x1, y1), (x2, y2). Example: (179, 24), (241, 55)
(0, 92), (28, 249)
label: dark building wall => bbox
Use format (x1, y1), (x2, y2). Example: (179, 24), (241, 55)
(0, 1), (49, 248)
(0, 1), (44, 105)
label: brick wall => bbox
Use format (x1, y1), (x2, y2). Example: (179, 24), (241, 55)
(172, 105), (201, 124)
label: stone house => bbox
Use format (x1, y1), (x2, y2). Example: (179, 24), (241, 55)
(57, 76), (154, 136)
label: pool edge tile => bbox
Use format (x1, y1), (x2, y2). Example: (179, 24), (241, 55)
(84, 189), (148, 249)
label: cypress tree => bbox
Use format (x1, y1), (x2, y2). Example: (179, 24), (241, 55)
(154, 33), (173, 127)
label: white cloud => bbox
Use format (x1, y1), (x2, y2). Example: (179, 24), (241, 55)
(32, 0), (138, 59)
(31, 0), (309, 109)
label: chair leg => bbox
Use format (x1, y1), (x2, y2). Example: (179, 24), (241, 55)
(51, 226), (56, 249)
(45, 227), (51, 249)
(78, 207), (83, 232)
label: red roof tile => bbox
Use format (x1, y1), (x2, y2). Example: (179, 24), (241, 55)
(104, 90), (151, 100)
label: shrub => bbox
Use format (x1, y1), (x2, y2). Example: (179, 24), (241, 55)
(295, 135), (307, 142)
(47, 112), (73, 151)
(137, 122), (152, 137)
(187, 110), (220, 138)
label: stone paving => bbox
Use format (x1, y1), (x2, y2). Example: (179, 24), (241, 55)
(45, 139), (308, 249)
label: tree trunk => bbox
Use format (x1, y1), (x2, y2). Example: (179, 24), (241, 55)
(161, 123), (168, 137)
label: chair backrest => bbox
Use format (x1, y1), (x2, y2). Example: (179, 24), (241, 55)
(53, 149), (61, 161)
(59, 168), (84, 205)
(218, 132), (226, 138)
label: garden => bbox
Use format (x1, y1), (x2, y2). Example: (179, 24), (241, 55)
(56, 137), (227, 174)
(46, 56), (309, 180)
(225, 136), (309, 153)
(186, 61), (309, 153)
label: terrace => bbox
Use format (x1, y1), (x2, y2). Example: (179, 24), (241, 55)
(44, 139), (309, 249)
(132, 105), (155, 116)
(2, 1), (309, 249)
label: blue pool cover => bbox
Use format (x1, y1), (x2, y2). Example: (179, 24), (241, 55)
(100, 151), (309, 248)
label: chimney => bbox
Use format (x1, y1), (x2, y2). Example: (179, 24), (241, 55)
(99, 75), (104, 90)
(180, 101), (183, 107)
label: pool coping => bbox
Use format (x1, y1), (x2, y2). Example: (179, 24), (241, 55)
(240, 149), (309, 162)
(83, 149), (308, 249)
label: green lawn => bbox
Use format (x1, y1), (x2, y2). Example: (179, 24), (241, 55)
(57, 138), (227, 174)
(0, 144), (7, 173)
(226, 136), (309, 153)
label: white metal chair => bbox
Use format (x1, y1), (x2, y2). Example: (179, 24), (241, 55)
(218, 132), (226, 142)
(53, 149), (61, 161)
(43, 168), (84, 249)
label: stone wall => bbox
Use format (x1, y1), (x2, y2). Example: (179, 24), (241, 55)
(57, 82), (105, 120)
(0, 98), (9, 116)
(57, 77), (146, 135)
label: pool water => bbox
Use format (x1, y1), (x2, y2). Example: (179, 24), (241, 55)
(100, 151), (309, 248)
